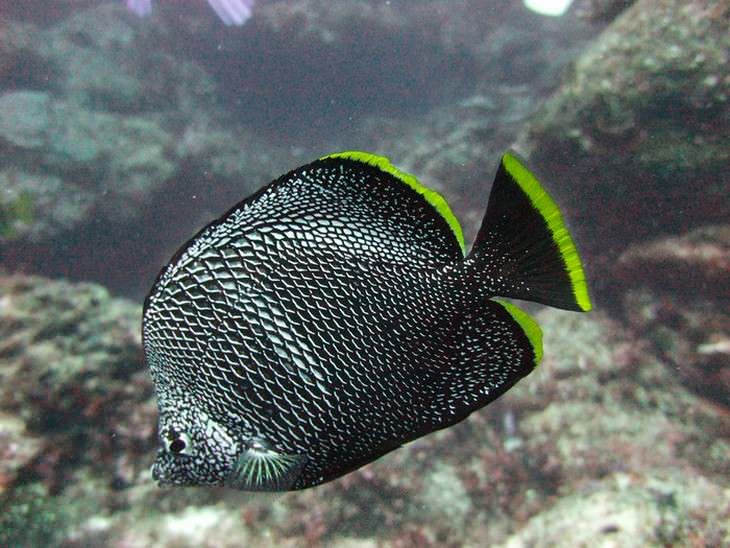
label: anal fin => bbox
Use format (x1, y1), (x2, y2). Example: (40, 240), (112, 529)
(426, 299), (542, 429)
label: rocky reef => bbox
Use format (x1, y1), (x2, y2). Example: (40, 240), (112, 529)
(0, 4), (290, 296)
(0, 1), (597, 298)
(0, 273), (727, 546)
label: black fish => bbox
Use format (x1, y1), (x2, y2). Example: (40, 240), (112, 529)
(143, 151), (591, 491)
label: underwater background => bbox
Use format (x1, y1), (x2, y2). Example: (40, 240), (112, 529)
(0, 0), (728, 546)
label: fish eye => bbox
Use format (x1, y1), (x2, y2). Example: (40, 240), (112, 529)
(170, 438), (187, 453)
(163, 429), (193, 456)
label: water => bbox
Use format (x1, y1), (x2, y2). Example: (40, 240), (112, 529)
(1, 1), (728, 546)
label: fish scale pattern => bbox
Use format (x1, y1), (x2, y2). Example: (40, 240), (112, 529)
(144, 158), (468, 487)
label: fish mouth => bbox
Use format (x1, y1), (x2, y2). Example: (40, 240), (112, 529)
(150, 462), (164, 484)
(150, 460), (173, 486)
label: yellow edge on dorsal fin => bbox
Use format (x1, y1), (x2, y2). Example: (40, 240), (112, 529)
(321, 151), (466, 255)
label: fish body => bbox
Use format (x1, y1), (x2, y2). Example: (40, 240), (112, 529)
(144, 151), (591, 491)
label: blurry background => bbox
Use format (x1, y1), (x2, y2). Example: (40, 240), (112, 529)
(0, 1), (728, 546)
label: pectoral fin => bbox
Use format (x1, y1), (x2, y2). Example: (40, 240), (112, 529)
(227, 438), (306, 491)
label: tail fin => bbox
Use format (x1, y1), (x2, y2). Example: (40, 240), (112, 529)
(464, 152), (592, 312)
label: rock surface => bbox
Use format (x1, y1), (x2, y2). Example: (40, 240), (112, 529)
(500, 471), (730, 547)
(0, 274), (153, 493)
(614, 225), (730, 406)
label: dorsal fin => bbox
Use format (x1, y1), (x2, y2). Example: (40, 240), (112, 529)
(321, 151), (465, 255)
(145, 151), (465, 316)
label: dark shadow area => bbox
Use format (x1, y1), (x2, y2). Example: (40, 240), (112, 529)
(152, 12), (479, 143)
(0, 51), (60, 93)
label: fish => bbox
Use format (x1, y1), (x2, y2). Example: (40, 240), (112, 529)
(143, 150), (591, 491)
(125, 0), (255, 26)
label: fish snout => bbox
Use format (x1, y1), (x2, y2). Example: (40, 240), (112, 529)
(150, 458), (167, 484)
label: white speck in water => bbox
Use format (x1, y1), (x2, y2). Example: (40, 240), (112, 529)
(523, 0), (574, 17)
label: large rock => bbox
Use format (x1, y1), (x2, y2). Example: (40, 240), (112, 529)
(517, 0), (729, 273)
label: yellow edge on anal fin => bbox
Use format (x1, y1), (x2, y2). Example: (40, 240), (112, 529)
(321, 151), (466, 255)
(501, 152), (593, 312)
(494, 300), (544, 366)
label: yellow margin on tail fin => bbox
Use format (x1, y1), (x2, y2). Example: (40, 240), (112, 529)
(321, 151), (466, 255)
(494, 300), (544, 366)
(501, 152), (592, 312)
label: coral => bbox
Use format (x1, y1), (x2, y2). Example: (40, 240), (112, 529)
(414, 463), (471, 533)
(0, 413), (42, 496)
(0, 274), (153, 490)
(517, 309), (730, 481)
